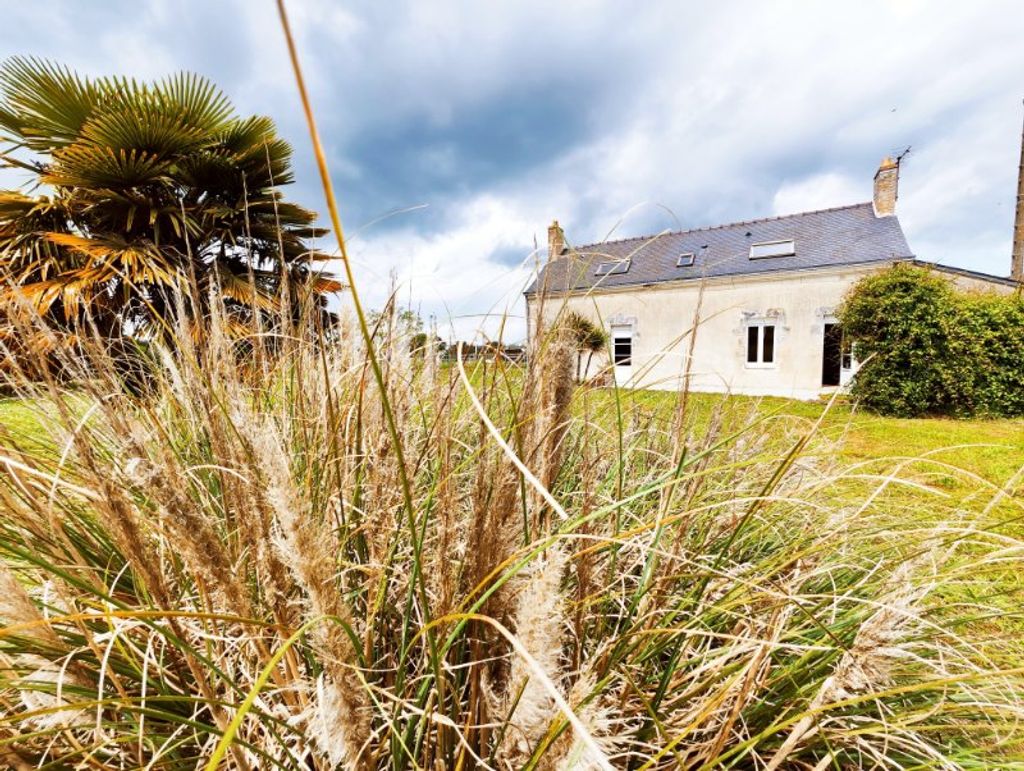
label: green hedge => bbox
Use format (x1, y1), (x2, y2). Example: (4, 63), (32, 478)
(839, 264), (1024, 418)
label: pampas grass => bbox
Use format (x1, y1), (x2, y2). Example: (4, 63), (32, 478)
(1, 267), (1023, 769)
(0, 4), (1022, 767)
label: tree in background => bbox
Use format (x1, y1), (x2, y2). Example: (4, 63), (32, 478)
(839, 263), (1024, 417)
(0, 57), (341, 360)
(564, 310), (607, 382)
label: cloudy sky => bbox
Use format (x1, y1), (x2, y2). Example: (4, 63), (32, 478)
(3, 0), (1024, 340)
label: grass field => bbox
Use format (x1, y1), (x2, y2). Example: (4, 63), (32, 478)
(578, 387), (1024, 490)
(2, 372), (1022, 767)
(5, 388), (1021, 496)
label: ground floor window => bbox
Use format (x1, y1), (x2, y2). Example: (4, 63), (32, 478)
(746, 323), (775, 366)
(612, 329), (632, 366)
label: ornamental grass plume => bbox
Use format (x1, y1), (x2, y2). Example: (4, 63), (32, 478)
(0, 266), (1022, 768)
(252, 419), (372, 768)
(0, 561), (57, 648)
(0, 5), (1021, 766)
(497, 545), (569, 767)
(764, 554), (940, 771)
(540, 672), (624, 771)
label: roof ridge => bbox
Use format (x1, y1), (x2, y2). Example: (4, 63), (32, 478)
(571, 201), (875, 252)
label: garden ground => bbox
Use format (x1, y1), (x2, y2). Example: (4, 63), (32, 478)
(4, 389), (1021, 493)
(580, 388), (1024, 487)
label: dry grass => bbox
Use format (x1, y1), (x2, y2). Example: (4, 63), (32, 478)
(0, 4), (1021, 767)
(0, 289), (1021, 768)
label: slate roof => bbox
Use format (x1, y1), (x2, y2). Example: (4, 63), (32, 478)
(526, 202), (915, 295)
(911, 260), (1019, 288)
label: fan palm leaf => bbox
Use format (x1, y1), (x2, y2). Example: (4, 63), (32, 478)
(0, 57), (341, 356)
(0, 192), (72, 283)
(0, 57), (100, 151)
(212, 265), (281, 311)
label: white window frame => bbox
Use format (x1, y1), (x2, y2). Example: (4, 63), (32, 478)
(611, 326), (633, 368)
(745, 321), (777, 369)
(840, 339), (854, 371)
(821, 315), (859, 386)
(676, 252), (695, 267)
(749, 239), (796, 259)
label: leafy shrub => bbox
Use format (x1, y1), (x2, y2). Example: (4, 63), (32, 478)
(839, 263), (1024, 417)
(960, 292), (1024, 416)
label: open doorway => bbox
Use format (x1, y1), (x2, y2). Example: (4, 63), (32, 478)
(822, 323), (842, 387)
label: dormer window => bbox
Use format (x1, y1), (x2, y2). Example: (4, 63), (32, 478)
(749, 239), (795, 259)
(676, 252), (695, 267)
(594, 260), (630, 276)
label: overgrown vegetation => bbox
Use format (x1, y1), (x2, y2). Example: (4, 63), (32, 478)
(0, 291), (1022, 768)
(0, 10), (1022, 769)
(839, 262), (1024, 418)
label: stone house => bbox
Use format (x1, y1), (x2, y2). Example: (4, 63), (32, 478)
(525, 159), (1019, 399)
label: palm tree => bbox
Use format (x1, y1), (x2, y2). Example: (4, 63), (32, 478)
(0, 57), (340, 357)
(564, 310), (607, 382)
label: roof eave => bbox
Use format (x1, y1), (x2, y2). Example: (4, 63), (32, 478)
(524, 255), (915, 297)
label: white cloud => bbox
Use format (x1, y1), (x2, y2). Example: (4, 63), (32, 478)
(339, 194), (541, 342)
(772, 173), (865, 216)
(2, 0), (1023, 328)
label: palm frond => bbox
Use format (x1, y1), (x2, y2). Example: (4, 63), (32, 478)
(79, 100), (212, 158)
(211, 264), (281, 310)
(44, 145), (172, 188)
(155, 71), (234, 130)
(0, 57), (99, 150)
(0, 58), (342, 342)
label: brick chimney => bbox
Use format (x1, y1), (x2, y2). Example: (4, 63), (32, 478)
(1012, 103), (1024, 282)
(547, 220), (566, 261)
(873, 156), (899, 217)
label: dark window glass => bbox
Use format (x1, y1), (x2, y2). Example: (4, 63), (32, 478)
(613, 337), (632, 366)
(762, 325), (775, 363)
(822, 323), (841, 386)
(595, 261), (630, 276)
(746, 326), (758, 363)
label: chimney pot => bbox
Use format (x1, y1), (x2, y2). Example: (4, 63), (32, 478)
(873, 156), (899, 217)
(547, 220), (566, 261)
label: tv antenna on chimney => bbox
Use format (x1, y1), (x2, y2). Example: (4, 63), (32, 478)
(895, 146), (912, 166)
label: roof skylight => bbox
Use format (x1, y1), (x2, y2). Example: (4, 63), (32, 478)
(676, 252), (695, 267)
(749, 240), (795, 259)
(594, 260), (630, 276)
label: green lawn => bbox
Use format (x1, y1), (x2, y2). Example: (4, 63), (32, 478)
(579, 388), (1024, 649)
(6, 389), (1019, 489)
(594, 389), (1023, 485)
(769, 395), (1021, 485)
(570, 387), (1024, 549)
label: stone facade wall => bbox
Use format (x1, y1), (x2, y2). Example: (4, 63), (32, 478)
(873, 158), (898, 217)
